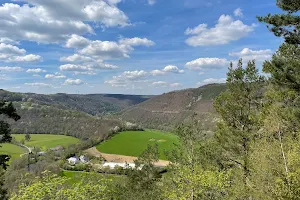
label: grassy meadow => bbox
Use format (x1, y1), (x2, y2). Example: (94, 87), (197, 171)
(12, 134), (80, 150)
(96, 130), (178, 160)
(0, 144), (25, 160)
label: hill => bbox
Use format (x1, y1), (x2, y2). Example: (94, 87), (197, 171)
(118, 84), (226, 131)
(0, 90), (153, 116)
(0, 101), (121, 140)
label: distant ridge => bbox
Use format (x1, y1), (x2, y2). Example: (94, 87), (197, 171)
(118, 84), (226, 131)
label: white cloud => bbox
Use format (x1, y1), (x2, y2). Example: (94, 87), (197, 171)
(0, 38), (19, 45)
(170, 82), (183, 87)
(148, 0), (156, 5)
(185, 14), (255, 46)
(105, 70), (148, 87)
(197, 78), (226, 86)
(185, 58), (229, 71)
(152, 81), (168, 87)
(0, 1), (129, 43)
(119, 37), (155, 47)
(59, 62), (118, 72)
(60, 64), (91, 72)
(234, 8), (243, 17)
(64, 78), (84, 85)
(60, 54), (94, 63)
(150, 69), (166, 76)
(0, 66), (23, 72)
(229, 48), (272, 62)
(151, 65), (184, 76)
(65, 35), (91, 49)
(11, 54), (42, 62)
(0, 43), (42, 62)
(24, 82), (53, 87)
(162, 65), (184, 73)
(26, 68), (47, 73)
(45, 72), (66, 79)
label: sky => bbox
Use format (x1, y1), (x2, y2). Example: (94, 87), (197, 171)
(0, 0), (282, 95)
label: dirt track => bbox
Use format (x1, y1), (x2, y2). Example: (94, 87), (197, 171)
(85, 147), (170, 167)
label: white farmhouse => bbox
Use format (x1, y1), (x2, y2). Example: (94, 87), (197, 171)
(67, 157), (79, 165)
(102, 162), (141, 170)
(79, 155), (88, 163)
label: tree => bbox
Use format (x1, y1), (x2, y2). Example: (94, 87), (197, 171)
(10, 171), (113, 200)
(214, 59), (264, 198)
(258, 0), (300, 45)
(25, 133), (31, 142)
(162, 115), (230, 200)
(0, 101), (20, 200)
(113, 144), (163, 200)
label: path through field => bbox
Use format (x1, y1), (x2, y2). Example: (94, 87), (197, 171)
(85, 147), (170, 167)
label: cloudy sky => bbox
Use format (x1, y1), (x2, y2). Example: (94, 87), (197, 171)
(0, 0), (281, 94)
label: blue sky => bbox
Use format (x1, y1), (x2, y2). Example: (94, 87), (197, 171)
(0, 0), (282, 94)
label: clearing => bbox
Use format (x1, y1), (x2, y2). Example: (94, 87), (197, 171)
(0, 144), (25, 160)
(96, 130), (178, 160)
(13, 134), (79, 150)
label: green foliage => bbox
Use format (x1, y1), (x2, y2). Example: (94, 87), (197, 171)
(10, 171), (113, 200)
(96, 130), (178, 160)
(13, 134), (79, 150)
(258, 0), (300, 45)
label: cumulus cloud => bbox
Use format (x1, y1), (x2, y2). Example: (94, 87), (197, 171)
(229, 48), (272, 62)
(24, 82), (53, 87)
(185, 14), (255, 46)
(65, 35), (91, 49)
(152, 81), (168, 87)
(64, 78), (84, 85)
(0, 1), (129, 43)
(105, 70), (148, 87)
(0, 38), (19, 45)
(185, 58), (229, 71)
(151, 65), (184, 76)
(197, 78), (226, 86)
(61, 36), (153, 74)
(0, 43), (42, 62)
(170, 82), (183, 87)
(45, 72), (66, 79)
(0, 66), (23, 72)
(234, 8), (243, 17)
(26, 68), (47, 73)
(119, 37), (155, 47)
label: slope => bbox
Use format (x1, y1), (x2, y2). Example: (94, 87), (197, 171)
(119, 84), (226, 131)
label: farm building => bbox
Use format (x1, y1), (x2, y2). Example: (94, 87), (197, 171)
(67, 157), (79, 165)
(102, 162), (140, 169)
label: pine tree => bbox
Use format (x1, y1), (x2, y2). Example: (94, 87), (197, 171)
(258, 0), (300, 45)
(214, 59), (264, 198)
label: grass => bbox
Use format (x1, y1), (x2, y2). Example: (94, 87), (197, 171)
(96, 130), (178, 160)
(0, 143), (25, 160)
(61, 170), (124, 184)
(12, 134), (80, 150)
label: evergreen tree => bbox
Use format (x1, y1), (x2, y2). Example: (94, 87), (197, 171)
(258, 0), (300, 45)
(0, 101), (20, 200)
(214, 59), (264, 198)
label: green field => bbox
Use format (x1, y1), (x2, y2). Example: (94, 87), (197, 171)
(0, 144), (25, 160)
(96, 130), (178, 160)
(12, 134), (80, 150)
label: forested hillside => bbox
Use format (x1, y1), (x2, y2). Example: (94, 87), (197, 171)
(119, 84), (226, 131)
(0, 101), (121, 139)
(0, 90), (152, 116)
